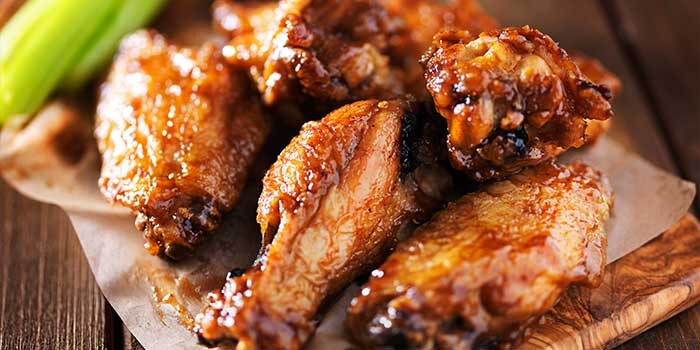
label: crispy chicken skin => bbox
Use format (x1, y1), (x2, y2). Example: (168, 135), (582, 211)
(347, 161), (613, 349)
(572, 54), (622, 143)
(96, 30), (270, 260)
(422, 27), (614, 181)
(213, 0), (497, 102)
(214, 0), (404, 105)
(380, 0), (498, 96)
(195, 100), (452, 349)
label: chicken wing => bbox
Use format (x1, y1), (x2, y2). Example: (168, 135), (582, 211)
(380, 0), (498, 96)
(346, 160), (613, 349)
(195, 99), (452, 349)
(422, 27), (614, 181)
(96, 30), (270, 260)
(572, 53), (622, 143)
(213, 0), (497, 103)
(214, 0), (404, 105)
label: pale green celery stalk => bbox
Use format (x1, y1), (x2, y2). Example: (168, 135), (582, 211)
(0, 0), (121, 123)
(62, 0), (167, 91)
(0, 0), (48, 64)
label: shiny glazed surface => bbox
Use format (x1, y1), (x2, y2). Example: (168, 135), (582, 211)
(346, 161), (613, 349)
(215, 0), (404, 105)
(195, 99), (452, 349)
(95, 30), (270, 260)
(213, 0), (498, 105)
(422, 27), (614, 181)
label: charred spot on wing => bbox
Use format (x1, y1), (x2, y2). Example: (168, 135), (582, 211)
(367, 313), (412, 349)
(197, 333), (238, 348)
(227, 267), (247, 280)
(137, 196), (225, 260)
(504, 126), (529, 157)
(162, 243), (190, 261)
(374, 327), (411, 349)
(577, 78), (613, 100)
(398, 102), (448, 179)
(473, 337), (501, 350)
(399, 108), (419, 177)
(196, 333), (219, 348)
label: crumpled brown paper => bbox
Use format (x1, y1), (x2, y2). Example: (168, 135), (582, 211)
(1, 103), (695, 350)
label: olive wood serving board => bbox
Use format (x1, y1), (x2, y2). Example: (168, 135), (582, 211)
(515, 213), (700, 349)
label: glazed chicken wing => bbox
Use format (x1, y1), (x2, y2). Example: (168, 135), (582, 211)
(347, 161), (613, 349)
(195, 100), (452, 349)
(96, 30), (270, 260)
(422, 27), (614, 181)
(214, 0), (497, 103)
(214, 0), (404, 105)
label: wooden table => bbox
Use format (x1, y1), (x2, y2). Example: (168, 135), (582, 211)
(0, 0), (698, 349)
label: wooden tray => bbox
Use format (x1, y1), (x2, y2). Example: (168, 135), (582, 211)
(516, 214), (700, 349)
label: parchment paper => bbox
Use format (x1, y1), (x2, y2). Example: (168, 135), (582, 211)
(0, 104), (695, 350)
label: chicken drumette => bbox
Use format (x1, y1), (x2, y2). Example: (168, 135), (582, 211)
(96, 30), (270, 260)
(195, 99), (452, 349)
(214, 0), (405, 105)
(422, 27), (614, 181)
(347, 160), (613, 349)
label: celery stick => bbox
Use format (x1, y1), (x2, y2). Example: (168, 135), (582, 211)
(0, 0), (49, 64)
(62, 0), (167, 91)
(1, 0), (121, 122)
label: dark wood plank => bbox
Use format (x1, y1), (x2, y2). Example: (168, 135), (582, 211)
(617, 307), (700, 350)
(602, 1), (700, 348)
(0, 178), (107, 349)
(105, 301), (124, 350)
(479, 0), (677, 172)
(606, 0), (700, 212)
(514, 214), (700, 349)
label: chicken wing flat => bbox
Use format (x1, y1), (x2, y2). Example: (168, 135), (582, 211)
(380, 0), (497, 96)
(422, 27), (614, 181)
(214, 0), (404, 105)
(572, 53), (622, 143)
(96, 30), (270, 260)
(195, 99), (452, 349)
(347, 160), (613, 349)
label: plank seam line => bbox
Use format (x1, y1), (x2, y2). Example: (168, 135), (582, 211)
(598, 0), (698, 214)
(105, 298), (124, 350)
